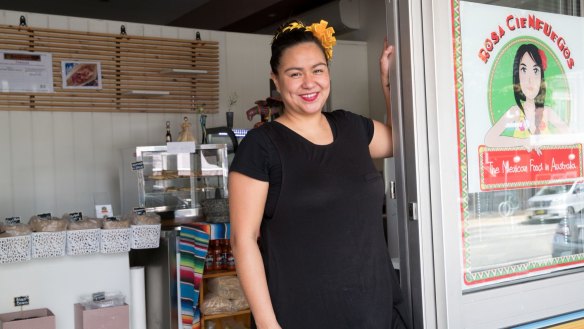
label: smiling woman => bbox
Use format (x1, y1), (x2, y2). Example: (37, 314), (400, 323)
(227, 19), (408, 329)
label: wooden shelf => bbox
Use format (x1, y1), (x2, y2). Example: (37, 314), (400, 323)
(200, 269), (250, 328)
(124, 90), (170, 96)
(203, 270), (236, 279)
(0, 23), (219, 113)
(160, 68), (208, 75)
(203, 309), (250, 321)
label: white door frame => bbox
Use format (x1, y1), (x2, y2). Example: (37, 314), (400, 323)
(389, 0), (584, 328)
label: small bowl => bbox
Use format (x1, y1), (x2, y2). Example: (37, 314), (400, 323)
(201, 198), (229, 222)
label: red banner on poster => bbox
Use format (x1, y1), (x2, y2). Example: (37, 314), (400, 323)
(479, 144), (582, 190)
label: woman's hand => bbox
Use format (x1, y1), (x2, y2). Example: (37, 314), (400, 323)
(522, 138), (542, 156)
(369, 37), (396, 159)
(380, 37), (395, 87)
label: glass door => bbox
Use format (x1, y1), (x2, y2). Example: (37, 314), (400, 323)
(389, 0), (584, 327)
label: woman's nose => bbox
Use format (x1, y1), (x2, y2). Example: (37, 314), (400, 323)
(301, 74), (315, 88)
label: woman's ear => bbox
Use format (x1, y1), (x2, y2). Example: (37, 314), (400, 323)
(270, 73), (280, 93)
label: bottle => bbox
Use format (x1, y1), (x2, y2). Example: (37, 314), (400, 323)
(165, 121), (172, 142)
(226, 111), (234, 130)
(220, 239), (230, 271)
(211, 239), (223, 271)
(226, 239), (235, 271)
(204, 239), (214, 272)
(200, 114), (208, 144)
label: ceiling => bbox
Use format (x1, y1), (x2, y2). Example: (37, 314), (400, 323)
(0, 0), (339, 34)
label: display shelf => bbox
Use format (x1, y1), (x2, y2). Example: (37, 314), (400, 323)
(203, 309), (251, 321)
(199, 268), (250, 328)
(160, 68), (208, 75)
(136, 144), (229, 218)
(144, 191), (192, 196)
(145, 174), (224, 180)
(146, 188), (221, 194)
(203, 270), (237, 279)
(123, 90), (170, 96)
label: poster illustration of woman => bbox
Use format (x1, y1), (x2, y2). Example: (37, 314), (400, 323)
(484, 43), (570, 153)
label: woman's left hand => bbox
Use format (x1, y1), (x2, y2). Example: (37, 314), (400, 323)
(370, 37), (397, 159)
(380, 37), (395, 86)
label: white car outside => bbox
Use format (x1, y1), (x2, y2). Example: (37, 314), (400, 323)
(527, 181), (584, 222)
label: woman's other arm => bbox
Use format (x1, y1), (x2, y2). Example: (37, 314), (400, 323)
(546, 108), (570, 133)
(370, 38), (395, 159)
(484, 107), (532, 150)
(229, 172), (281, 329)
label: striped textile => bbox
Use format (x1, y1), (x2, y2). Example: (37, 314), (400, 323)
(178, 223), (230, 329)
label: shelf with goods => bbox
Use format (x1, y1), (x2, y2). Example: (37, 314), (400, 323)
(199, 241), (250, 329)
(200, 270), (250, 329)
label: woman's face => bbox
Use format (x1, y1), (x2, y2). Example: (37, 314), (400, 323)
(519, 52), (542, 101)
(271, 42), (330, 116)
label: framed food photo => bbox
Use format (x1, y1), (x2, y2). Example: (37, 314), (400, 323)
(61, 61), (102, 89)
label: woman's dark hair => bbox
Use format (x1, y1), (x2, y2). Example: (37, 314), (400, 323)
(270, 20), (328, 74)
(512, 43), (546, 133)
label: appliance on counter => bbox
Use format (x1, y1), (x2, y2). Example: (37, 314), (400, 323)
(206, 127), (248, 165)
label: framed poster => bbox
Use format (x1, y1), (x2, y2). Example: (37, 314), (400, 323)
(0, 50), (53, 93)
(61, 61), (102, 89)
(456, 2), (584, 287)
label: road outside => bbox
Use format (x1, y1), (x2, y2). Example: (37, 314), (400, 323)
(465, 211), (557, 271)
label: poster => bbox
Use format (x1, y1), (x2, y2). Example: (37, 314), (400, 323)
(61, 61), (102, 89)
(457, 2), (584, 287)
(461, 3), (584, 193)
(0, 50), (53, 93)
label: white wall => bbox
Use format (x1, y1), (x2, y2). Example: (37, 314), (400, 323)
(0, 9), (368, 221)
(0, 254), (131, 329)
(341, 0), (388, 123)
(329, 40), (370, 117)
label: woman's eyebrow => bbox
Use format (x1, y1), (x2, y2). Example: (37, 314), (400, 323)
(284, 67), (302, 73)
(283, 62), (327, 73)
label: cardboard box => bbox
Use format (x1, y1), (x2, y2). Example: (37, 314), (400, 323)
(0, 308), (55, 329)
(74, 303), (129, 329)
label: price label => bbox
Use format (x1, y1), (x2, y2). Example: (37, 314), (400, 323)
(133, 207), (146, 216)
(105, 216), (120, 222)
(68, 212), (83, 222)
(5, 217), (21, 224)
(14, 296), (29, 306)
(132, 161), (144, 170)
(37, 213), (52, 220)
(92, 292), (105, 302)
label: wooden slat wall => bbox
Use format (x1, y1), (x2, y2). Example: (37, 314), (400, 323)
(0, 24), (219, 113)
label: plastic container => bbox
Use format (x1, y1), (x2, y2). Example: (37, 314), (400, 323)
(130, 224), (161, 249)
(66, 229), (101, 256)
(0, 235), (31, 264)
(100, 228), (131, 254)
(31, 231), (66, 259)
(79, 291), (126, 310)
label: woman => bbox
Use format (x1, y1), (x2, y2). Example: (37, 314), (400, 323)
(229, 20), (407, 329)
(484, 43), (569, 151)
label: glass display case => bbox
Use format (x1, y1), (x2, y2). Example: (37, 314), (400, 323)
(135, 144), (228, 217)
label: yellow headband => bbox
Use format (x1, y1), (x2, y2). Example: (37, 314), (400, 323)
(275, 20), (337, 60)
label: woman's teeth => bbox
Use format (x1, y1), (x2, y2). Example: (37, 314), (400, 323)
(301, 93), (318, 101)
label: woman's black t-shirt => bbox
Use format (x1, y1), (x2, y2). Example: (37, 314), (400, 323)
(230, 110), (404, 329)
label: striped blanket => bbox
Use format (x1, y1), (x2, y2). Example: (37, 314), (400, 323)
(178, 223), (230, 329)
